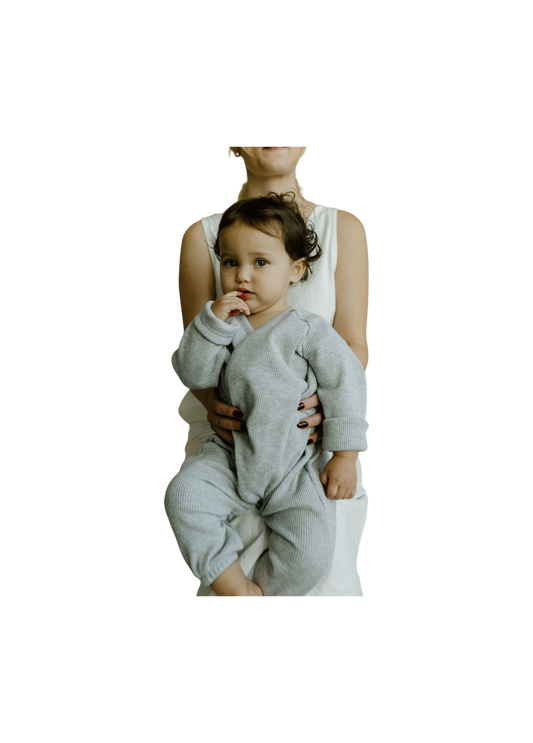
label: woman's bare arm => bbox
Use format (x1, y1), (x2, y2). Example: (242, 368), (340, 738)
(179, 221), (216, 330)
(333, 210), (369, 370)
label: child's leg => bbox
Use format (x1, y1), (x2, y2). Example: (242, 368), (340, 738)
(165, 440), (260, 592)
(211, 561), (263, 597)
(254, 463), (337, 596)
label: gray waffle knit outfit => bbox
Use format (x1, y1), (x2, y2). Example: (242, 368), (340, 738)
(165, 301), (368, 596)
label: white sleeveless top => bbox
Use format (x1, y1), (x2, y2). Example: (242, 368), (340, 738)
(204, 204), (337, 321)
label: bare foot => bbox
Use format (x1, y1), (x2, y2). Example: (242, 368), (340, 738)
(211, 561), (263, 596)
(220, 578), (263, 600)
(245, 579), (263, 597)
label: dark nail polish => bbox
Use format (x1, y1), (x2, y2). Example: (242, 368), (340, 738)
(232, 410), (244, 418)
(240, 422), (247, 432)
(297, 421), (309, 429)
(297, 402), (305, 410)
(307, 439), (313, 445)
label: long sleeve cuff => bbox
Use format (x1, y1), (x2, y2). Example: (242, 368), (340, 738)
(193, 301), (239, 344)
(171, 302), (239, 388)
(322, 417), (369, 453)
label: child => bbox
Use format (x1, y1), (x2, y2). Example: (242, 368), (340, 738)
(165, 192), (368, 596)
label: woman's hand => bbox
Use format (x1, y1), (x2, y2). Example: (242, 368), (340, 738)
(207, 389), (322, 448)
(297, 393), (324, 445)
(206, 388), (247, 446)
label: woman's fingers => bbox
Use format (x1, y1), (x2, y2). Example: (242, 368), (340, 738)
(205, 389), (333, 454)
(207, 408), (247, 433)
(298, 393), (321, 411)
(297, 411), (323, 429)
(305, 424), (323, 445)
(210, 424), (235, 447)
(297, 393), (323, 445)
(209, 389), (245, 424)
(212, 397), (244, 421)
(206, 390), (245, 445)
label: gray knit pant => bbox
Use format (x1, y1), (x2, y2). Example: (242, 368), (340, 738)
(165, 437), (336, 596)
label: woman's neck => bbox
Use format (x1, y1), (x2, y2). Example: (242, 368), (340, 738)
(242, 171), (316, 220)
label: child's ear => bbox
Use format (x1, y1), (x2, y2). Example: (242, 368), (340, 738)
(292, 258), (307, 284)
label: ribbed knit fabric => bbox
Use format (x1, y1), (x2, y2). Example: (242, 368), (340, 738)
(165, 302), (368, 595)
(165, 439), (336, 594)
(175, 302), (367, 440)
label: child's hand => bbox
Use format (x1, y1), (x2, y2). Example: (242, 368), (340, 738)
(320, 453), (358, 500)
(211, 291), (252, 321)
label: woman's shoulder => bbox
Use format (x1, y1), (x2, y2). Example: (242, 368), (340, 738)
(180, 217), (207, 253)
(315, 201), (368, 233)
(184, 209), (224, 231)
(201, 212), (224, 248)
(182, 219), (205, 242)
(335, 209), (368, 258)
(336, 209), (366, 233)
(198, 209), (224, 222)
(183, 212), (223, 246)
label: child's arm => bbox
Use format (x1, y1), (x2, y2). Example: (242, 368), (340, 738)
(301, 314), (369, 454)
(172, 297), (247, 389)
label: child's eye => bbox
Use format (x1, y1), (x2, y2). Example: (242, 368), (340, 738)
(255, 259), (268, 267)
(224, 258), (268, 268)
(223, 259), (238, 267)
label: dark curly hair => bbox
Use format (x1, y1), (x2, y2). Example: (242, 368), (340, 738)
(213, 191), (322, 282)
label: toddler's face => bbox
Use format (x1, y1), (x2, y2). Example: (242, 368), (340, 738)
(218, 222), (305, 316)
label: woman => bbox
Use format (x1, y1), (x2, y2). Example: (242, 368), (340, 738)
(175, 146), (369, 596)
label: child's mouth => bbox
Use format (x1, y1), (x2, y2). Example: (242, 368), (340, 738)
(238, 292), (254, 300)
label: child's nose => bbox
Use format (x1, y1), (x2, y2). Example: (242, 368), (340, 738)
(236, 265), (251, 282)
